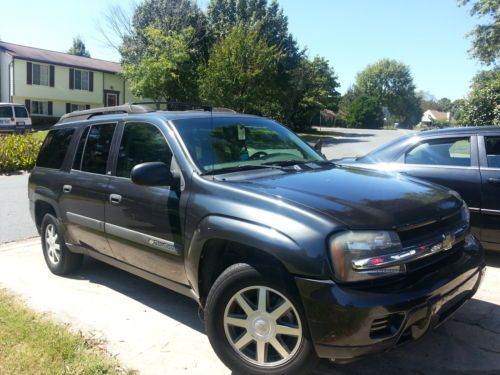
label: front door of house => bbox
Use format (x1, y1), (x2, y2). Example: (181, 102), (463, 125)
(105, 92), (119, 107)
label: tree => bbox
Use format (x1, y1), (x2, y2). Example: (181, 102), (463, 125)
(346, 95), (384, 129)
(199, 24), (282, 115)
(458, 0), (500, 66)
(283, 56), (340, 129)
(68, 37), (91, 57)
(355, 59), (421, 127)
(122, 26), (198, 103)
(458, 70), (500, 125)
(120, 0), (210, 65)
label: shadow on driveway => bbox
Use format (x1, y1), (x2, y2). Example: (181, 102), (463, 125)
(67, 256), (499, 375)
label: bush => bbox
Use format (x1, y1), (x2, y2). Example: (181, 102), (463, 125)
(0, 133), (44, 173)
(346, 95), (384, 129)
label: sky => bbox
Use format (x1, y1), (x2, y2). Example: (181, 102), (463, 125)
(0, 0), (485, 100)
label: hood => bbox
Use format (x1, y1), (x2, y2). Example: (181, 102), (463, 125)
(224, 166), (462, 229)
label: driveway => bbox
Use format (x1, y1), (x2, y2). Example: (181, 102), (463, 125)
(315, 127), (415, 160)
(0, 238), (499, 375)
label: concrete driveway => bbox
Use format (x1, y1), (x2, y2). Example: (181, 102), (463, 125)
(0, 238), (499, 375)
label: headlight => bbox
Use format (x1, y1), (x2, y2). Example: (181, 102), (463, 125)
(329, 231), (406, 282)
(460, 201), (470, 224)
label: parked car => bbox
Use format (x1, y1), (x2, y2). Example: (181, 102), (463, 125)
(339, 126), (500, 253)
(0, 102), (32, 133)
(29, 105), (485, 375)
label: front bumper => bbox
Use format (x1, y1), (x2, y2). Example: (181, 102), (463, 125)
(295, 239), (485, 362)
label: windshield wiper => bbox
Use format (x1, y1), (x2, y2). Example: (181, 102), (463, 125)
(263, 160), (336, 167)
(202, 164), (284, 176)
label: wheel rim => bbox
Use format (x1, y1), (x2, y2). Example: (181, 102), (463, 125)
(45, 223), (61, 265)
(223, 286), (303, 368)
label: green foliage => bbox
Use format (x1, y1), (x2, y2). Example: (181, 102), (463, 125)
(122, 26), (198, 103)
(199, 24), (282, 115)
(284, 56), (340, 129)
(0, 133), (44, 173)
(355, 59), (421, 127)
(458, 0), (499, 66)
(346, 95), (384, 129)
(458, 70), (500, 125)
(67, 36), (91, 57)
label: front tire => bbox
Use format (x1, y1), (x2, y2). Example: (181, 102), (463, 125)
(205, 263), (317, 375)
(41, 214), (83, 275)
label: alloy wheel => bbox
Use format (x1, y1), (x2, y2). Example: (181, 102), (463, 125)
(45, 223), (61, 265)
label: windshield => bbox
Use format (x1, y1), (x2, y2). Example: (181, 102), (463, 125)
(172, 116), (323, 174)
(357, 134), (413, 163)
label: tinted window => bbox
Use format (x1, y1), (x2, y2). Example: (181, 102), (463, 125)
(405, 138), (471, 167)
(173, 117), (322, 173)
(36, 128), (75, 169)
(116, 123), (172, 178)
(14, 106), (28, 118)
(81, 123), (116, 174)
(0, 106), (13, 118)
(72, 126), (90, 170)
(485, 136), (500, 168)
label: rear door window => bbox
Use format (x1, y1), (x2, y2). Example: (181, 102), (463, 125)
(485, 136), (500, 168)
(80, 123), (116, 174)
(14, 106), (28, 118)
(36, 128), (75, 169)
(72, 126), (90, 170)
(0, 106), (13, 118)
(405, 138), (471, 167)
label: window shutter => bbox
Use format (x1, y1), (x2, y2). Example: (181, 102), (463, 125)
(85, 104), (90, 110)
(49, 65), (55, 87)
(66, 103), (71, 113)
(27, 62), (32, 85)
(69, 68), (74, 89)
(25, 99), (31, 114)
(48, 101), (53, 116)
(89, 71), (94, 92)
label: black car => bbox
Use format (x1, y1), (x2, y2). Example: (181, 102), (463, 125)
(29, 105), (485, 375)
(339, 126), (500, 253)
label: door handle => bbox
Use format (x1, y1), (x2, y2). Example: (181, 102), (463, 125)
(109, 194), (122, 204)
(62, 185), (72, 193)
(488, 177), (500, 184)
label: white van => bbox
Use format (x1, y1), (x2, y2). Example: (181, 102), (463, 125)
(0, 103), (32, 133)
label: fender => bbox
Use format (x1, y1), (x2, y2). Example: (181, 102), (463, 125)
(185, 215), (306, 297)
(31, 186), (63, 224)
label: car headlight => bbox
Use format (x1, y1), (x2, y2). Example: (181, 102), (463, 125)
(329, 230), (406, 282)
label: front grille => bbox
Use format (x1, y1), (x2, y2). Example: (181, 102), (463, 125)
(398, 211), (462, 246)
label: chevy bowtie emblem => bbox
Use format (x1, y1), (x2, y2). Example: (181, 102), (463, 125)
(442, 234), (454, 251)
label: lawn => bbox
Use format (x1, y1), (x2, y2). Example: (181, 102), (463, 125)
(0, 289), (134, 375)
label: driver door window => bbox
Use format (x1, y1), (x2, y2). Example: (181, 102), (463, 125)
(405, 138), (471, 167)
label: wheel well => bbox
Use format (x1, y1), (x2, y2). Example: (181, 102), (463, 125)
(35, 201), (56, 230)
(197, 239), (289, 306)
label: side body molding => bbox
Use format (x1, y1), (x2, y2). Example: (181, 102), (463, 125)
(185, 215), (304, 298)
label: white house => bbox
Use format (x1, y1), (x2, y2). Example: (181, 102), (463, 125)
(421, 109), (451, 125)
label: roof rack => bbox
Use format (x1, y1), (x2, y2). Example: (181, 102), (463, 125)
(131, 101), (213, 112)
(57, 104), (154, 123)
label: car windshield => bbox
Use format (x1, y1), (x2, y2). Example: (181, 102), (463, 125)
(172, 116), (323, 174)
(357, 134), (413, 163)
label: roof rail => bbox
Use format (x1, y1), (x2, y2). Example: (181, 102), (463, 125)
(131, 101), (213, 112)
(57, 104), (154, 123)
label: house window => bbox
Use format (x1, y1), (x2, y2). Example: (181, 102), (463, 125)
(73, 69), (90, 90)
(33, 64), (49, 86)
(71, 104), (87, 112)
(31, 101), (49, 115)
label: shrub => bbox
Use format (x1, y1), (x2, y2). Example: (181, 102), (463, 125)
(0, 133), (44, 173)
(346, 95), (384, 129)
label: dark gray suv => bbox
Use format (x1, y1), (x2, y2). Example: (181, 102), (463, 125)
(29, 104), (485, 375)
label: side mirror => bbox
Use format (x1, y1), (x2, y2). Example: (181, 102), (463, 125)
(131, 162), (178, 187)
(313, 139), (322, 154)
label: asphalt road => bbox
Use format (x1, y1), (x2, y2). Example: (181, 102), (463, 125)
(0, 173), (37, 243)
(317, 127), (414, 160)
(1, 238), (499, 375)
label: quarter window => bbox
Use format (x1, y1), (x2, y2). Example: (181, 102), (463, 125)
(72, 127), (90, 170)
(36, 128), (75, 169)
(405, 138), (471, 167)
(80, 123), (116, 174)
(116, 123), (172, 178)
(485, 137), (500, 168)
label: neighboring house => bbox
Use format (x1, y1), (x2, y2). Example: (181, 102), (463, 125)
(421, 109), (451, 125)
(0, 41), (141, 127)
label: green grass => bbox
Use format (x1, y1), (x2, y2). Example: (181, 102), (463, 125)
(0, 289), (135, 375)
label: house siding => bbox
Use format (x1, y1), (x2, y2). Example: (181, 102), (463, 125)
(0, 51), (13, 102)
